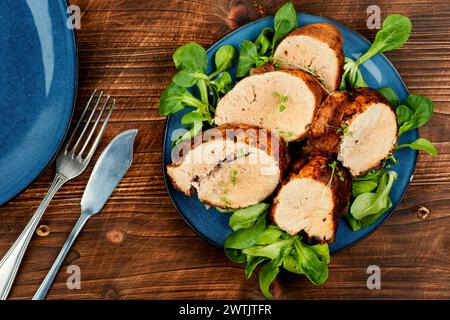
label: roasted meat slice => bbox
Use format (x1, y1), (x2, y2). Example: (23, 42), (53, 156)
(308, 88), (398, 177)
(214, 70), (327, 142)
(167, 125), (287, 209)
(271, 156), (352, 243)
(274, 23), (344, 92)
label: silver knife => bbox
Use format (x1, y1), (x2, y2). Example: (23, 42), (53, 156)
(32, 129), (138, 300)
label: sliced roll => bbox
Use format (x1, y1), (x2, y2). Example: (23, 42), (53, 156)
(308, 88), (398, 177)
(271, 156), (352, 243)
(214, 70), (327, 142)
(274, 23), (344, 92)
(167, 125), (287, 209)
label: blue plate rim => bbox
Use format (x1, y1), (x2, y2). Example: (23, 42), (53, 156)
(0, 0), (78, 206)
(162, 14), (418, 253)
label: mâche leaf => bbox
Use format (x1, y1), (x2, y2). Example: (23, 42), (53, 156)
(282, 239), (329, 285)
(357, 14), (412, 65)
(272, 2), (298, 50)
(378, 86), (400, 108)
(256, 226), (286, 245)
(181, 111), (208, 126)
(173, 42), (207, 72)
(342, 15), (412, 89)
(225, 213), (267, 249)
(243, 239), (293, 259)
(255, 27), (274, 55)
(236, 40), (260, 77)
(212, 71), (232, 94)
(350, 171), (397, 221)
(225, 248), (246, 264)
(352, 180), (378, 197)
(396, 104), (413, 127)
(399, 95), (434, 135)
(245, 256), (267, 279)
(158, 83), (206, 116)
(258, 246), (290, 299)
(209, 45), (236, 79)
(397, 137), (438, 155)
(172, 70), (209, 88)
(228, 203), (270, 231)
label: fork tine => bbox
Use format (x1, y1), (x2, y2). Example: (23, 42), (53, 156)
(64, 90), (98, 151)
(70, 91), (104, 154)
(77, 95), (111, 158)
(84, 99), (116, 163)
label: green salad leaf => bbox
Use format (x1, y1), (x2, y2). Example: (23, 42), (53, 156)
(209, 45), (236, 79)
(212, 71), (232, 94)
(228, 203), (270, 231)
(350, 171), (397, 221)
(172, 70), (209, 88)
(158, 83), (206, 116)
(255, 27), (274, 55)
(236, 40), (270, 77)
(396, 104), (413, 127)
(243, 239), (293, 260)
(397, 137), (438, 155)
(357, 14), (412, 65)
(341, 14), (412, 89)
(173, 42), (207, 72)
(378, 86), (400, 107)
(235, 2), (297, 77)
(272, 2), (298, 50)
(283, 239), (329, 285)
(399, 95), (434, 135)
(224, 205), (330, 299)
(225, 213), (267, 249)
(245, 256), (267, 279)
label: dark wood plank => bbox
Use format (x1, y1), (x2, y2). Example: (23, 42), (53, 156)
(0, 0), (449, 299)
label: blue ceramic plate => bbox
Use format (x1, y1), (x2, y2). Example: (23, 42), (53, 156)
(163, 13), (418, 253)
(0, 0), (77, 205)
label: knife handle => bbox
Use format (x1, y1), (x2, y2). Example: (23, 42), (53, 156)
(0, 174), (68, 300)
(33, 212), (90, 300)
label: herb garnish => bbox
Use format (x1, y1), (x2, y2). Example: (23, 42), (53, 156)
(231, 169), (238, 186)
(274, 91), (289, 112)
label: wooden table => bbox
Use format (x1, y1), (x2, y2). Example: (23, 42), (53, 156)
(1, 0), (449, 300)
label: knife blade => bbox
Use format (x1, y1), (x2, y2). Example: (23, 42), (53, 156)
(81, 128), (138, 215)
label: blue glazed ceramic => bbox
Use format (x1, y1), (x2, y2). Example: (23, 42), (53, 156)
(0, 0), (77, 205)
(162, 13), (418, 253)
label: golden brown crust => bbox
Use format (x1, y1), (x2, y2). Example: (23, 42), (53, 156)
(271, 155), (352, 243)
(285, 23), (344, 90)
(307, 88), (395, 156)
(281, 69), (328, 106)
(250, 63), (276, 75)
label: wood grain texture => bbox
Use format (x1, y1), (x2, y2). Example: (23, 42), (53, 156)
(0, 0), (449, 299)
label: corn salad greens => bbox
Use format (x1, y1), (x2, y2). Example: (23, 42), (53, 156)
(341, 15), (437, 231)
(158, 1), (437, 299)
(159, 43), (237, 145)
(236, 2), (297, 77)
(224, 203), (329, 299)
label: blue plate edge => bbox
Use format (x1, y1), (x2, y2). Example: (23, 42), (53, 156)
(0, 0), (78, 206)
(161, 14), (419, 253)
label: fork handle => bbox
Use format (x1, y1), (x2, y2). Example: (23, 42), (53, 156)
(0, 173), (68, 300)
(33, 212), (90, 300)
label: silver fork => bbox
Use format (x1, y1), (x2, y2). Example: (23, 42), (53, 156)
(0, 90), (115, 300)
